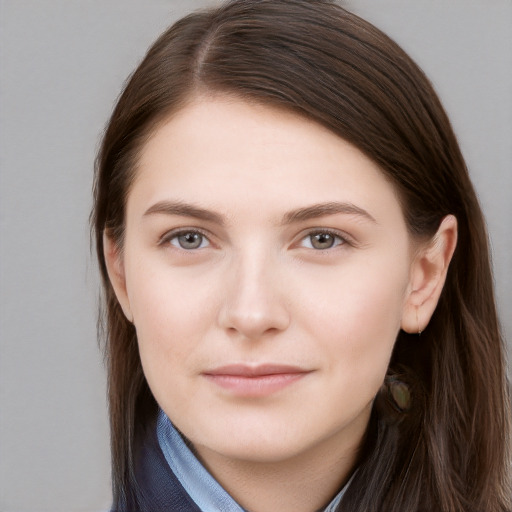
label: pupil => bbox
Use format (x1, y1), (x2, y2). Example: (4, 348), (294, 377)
(312, 233), (334, 249)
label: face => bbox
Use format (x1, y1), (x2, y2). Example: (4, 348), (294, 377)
(113, 97), (418, 466)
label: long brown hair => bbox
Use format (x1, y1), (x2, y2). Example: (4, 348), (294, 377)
(92, 1), (511, 510)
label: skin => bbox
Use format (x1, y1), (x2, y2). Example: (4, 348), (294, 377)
(105, 96), (457, 512)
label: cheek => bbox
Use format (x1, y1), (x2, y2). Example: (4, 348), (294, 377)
(125, 257), (219, 381)
(301, 259), (408, 388)
(128, 273), (219, 419)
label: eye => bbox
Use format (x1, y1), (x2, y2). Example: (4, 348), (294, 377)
(300, 231), (345, 250)
(166, 230), (210, 250)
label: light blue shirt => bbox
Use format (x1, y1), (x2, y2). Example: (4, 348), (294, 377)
(157, 409), (352, 512)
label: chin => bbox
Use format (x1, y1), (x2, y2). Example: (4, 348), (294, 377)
(200, 435), (311, 464)
(187, 413), (332, 465)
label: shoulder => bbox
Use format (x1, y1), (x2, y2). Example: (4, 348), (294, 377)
(111, 416), (202, 512)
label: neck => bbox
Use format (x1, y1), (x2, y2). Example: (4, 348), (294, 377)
(193, 423), (366, 512)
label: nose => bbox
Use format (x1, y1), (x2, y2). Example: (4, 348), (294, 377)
(217, 251), (291, 340)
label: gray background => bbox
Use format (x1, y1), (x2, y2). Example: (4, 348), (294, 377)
(0, 1), (510, 510)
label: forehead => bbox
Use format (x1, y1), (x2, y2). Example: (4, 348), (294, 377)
(128, 96), (404, 227)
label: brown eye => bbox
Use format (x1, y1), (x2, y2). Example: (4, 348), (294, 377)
(169, 231), (209, 250)
(301, 231), (345, 250)
(311, 233), (335, 249)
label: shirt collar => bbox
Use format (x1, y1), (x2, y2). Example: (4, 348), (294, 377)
(157, 409), (351, 512)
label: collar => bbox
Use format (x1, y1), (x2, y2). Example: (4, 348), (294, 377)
(157, 409), (351, 512)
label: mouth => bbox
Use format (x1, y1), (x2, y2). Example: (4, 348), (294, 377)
(202, 364), (312, 397)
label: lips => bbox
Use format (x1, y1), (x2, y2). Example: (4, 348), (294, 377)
(202, 364), (311, 397)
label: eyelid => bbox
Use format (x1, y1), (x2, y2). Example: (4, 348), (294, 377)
(158, 227), (213, 247)
(295, 228), (355, 249)
(157, 226), (356, 250)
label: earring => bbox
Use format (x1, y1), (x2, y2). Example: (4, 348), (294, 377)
(416, 307), (422, 335)
(386, 377), (412, 412)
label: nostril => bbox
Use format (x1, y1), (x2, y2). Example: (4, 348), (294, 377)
(218, 301), (291, 340)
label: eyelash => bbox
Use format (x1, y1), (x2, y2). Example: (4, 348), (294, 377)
(159, 228), (351, 252)
(298, 229), (349, 250)
(159, 229), (212, 250)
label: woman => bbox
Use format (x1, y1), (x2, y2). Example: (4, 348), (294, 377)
(91, 1), (511, 510)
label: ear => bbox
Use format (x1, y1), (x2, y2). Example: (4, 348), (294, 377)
(103, 231), (133, 323)
(401, 215), (458, 334)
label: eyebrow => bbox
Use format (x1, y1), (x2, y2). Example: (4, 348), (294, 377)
(143, 200), (376, 225)
(144, 201), (225, 225)
(281, 201), (377, 225)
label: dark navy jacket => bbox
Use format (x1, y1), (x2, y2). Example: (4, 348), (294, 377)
(110, 419), (202, 512)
